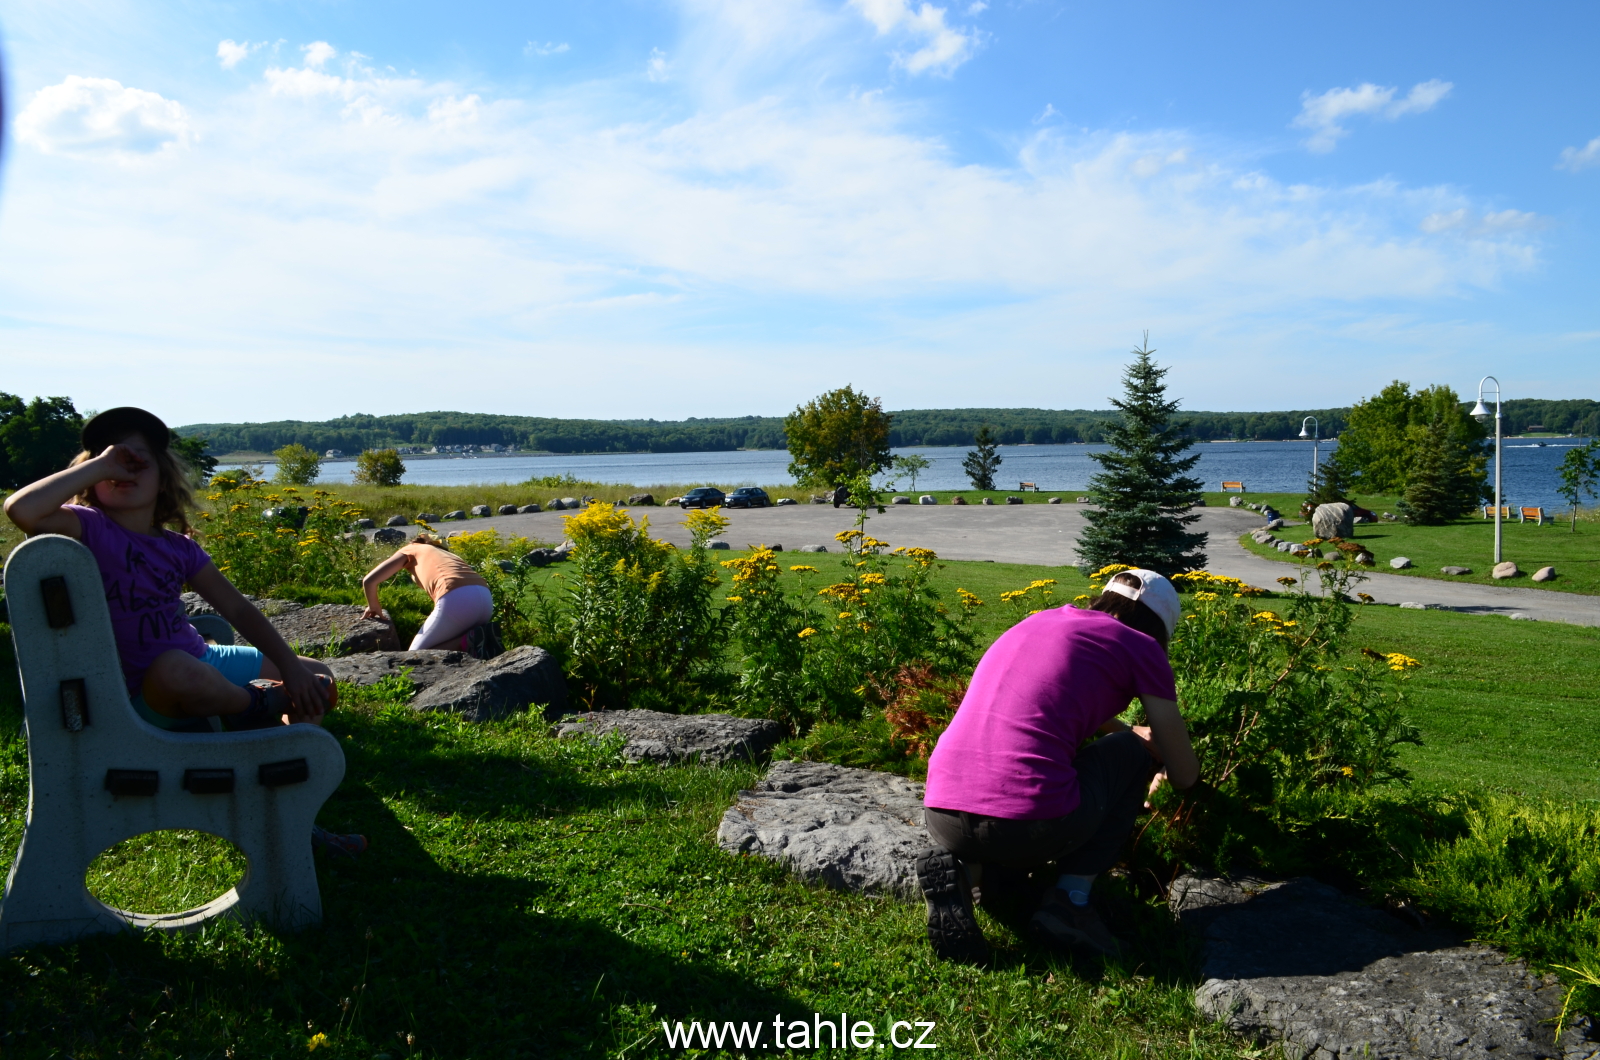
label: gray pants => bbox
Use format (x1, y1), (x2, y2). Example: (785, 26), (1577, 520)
(923, 731), (1157, 877)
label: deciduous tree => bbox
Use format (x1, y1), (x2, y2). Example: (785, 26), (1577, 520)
(1557, 439), (1600, 531)
(273, 443), (323, 486)
(0, 394), (82, 489)
(1334, 381), (1488, 500)
(353, 448), (406, 487)
(1076, 337), (1206, 575)
(784, 386), (892, 489)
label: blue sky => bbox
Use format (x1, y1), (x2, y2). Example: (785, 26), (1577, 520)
(0, 0), (1595, 426)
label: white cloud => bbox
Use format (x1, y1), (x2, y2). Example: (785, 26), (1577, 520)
(524, 41), (571, 57)
(1033, 103), (1058, 124)
(217, 39), (265, 70)
(1421, 207), (1540, 236)
(15, 75), (191, 160)
(647, 47), (670, 81)
(302, 41), (337, 70)
(1557, 136), (1600, 173)
(966, 1), (987, 13)
(1293, 79), (1452, 152)
(850, 0), (979, 76)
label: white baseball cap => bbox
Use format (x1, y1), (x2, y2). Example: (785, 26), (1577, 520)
(1101, 568), (1181, 638)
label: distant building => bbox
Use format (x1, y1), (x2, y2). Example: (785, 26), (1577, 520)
(324, 449), (344, 459)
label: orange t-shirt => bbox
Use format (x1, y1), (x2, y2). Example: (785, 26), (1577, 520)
(396, 543), (489, 600)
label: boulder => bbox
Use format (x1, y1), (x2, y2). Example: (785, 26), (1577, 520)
(385, 515), (410, 527)
(709, 541), (731, 550)
(520, 546), (571, 567)
(236, 604), (400, 655)
(776, 497), (798, 506)
(1076, 496), (1090, 503)
(891, 496), (912, 505)
(326, 649), (475, 692)
(409, 645), (568, 722)
(1047, 497), (1060, 504)
(1400, 601), (1440, 610)
(717, 761), (929, 897)
(372, 527), (406, 545)
(1441, 566), (1473, 576)
(810, 495), (828, 504)
(560, 497), (580, 509)
(547, 498), (566, 510)
(981, 497), (995, 506)
(1353, 551), (1375, 566)
(1390, 556), (1413, 570)
(471, 505), (492, 517)
(1170, 875), (1591, 1060)
(556, 710), (784, 765)
(1493, 561), (1520, 579)
(952, 496), (968, 505)
(498, 504), (519, 515)
(1276, 541), (1296, 553)
(627, 493), (656, 506)
(1533, 566), (1556, 582)
(796, 545), (828, 553)
(416, 512), (442, 523)
(355, 517), (377, 530)
(1229, 495), (1243, 507)
(182, 592), (301, 619)
(520, 503), (542, 514)
(1005, 497), (1023, 505)
(444, 510), (468, 521)
(920, 495), (937, 505)
(1265, 518), (1285, 531)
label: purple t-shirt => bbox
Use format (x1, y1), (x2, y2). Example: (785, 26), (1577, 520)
(924, 606), (1177, 820)
(68, 504), (212, 695)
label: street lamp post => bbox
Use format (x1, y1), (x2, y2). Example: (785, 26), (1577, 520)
(1470, 377), (1503, 564)
(1298, 417), (1320, 484)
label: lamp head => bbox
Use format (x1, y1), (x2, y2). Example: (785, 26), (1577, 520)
(1298, 426), (1310, 438)
(1470, 400), (1490, 422)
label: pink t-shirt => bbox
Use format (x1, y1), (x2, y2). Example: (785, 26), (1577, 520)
(924, 606), (1177, 820)
(68, 504), (212, 695)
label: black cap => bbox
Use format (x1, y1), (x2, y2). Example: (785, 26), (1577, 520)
(81, 407), (170, 454)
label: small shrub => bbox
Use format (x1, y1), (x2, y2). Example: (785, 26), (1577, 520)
(353, 448), (406, 487)
(272, 443), (322, 486)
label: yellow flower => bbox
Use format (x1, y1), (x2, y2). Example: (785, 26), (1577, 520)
(1385, 652), (1422, 672)
(1091, 563), (1135, 579)
(1073, 594), (1091, 603)
(308, 1032), (329, 1051)
(798, 627), (817, 638)
(956, 588), (984, 608)
(859, 572), (887, 586)
(1277, 576), (1298, 587)
(837, 611), (853, 619)
(1193, 591), (1218, 601)
(790, 565), (818, 573)
(725, 595), (743, 603)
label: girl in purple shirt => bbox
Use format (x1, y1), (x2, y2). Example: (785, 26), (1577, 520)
(917, 569), (1200, 963)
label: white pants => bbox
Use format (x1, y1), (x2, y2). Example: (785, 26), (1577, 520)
(410, 584), (495, 651)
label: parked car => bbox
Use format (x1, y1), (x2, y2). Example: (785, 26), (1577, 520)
(725, 487), (772, 509)
(679, 487), (727, 509)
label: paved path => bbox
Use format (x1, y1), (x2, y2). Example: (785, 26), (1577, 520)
(372, 503), (1600, 627)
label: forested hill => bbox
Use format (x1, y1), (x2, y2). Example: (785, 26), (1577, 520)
(178, 399), (1599, 455)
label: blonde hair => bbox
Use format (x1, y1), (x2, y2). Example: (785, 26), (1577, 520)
(410, 533), (450, 550)
(70, 437), (198, 534)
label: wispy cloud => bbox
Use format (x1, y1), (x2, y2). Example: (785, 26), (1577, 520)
(15, 76), (191, 160)
(849, 0), (980, 76)
(1293, 79), (1452, 152)
(302, 41), (337, 70)
(646, 47), (670, 81)
(1557, 135), (1600, 173)
(217, 39), (267, 70)
(524, 41), (571, 57)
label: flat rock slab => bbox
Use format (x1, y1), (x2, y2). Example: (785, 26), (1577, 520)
(1171, 875), (1599, 1060)
(409, 644), (568, 722)
(256, 604), (400, 655)
(555, 709), (783, 765)
(325, 649), (474, 692)
(181, 591), (302, 618)
(717, 760), (929, 897)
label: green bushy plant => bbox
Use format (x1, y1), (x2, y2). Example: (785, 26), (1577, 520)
(199, 483), (377, 597)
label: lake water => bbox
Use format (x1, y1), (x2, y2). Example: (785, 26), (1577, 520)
(227, 439), (1592, 512)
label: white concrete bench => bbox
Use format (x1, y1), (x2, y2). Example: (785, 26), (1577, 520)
(1, 534), (345, 953)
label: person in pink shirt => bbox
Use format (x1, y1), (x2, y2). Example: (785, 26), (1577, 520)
(917, 569), (1200, 963)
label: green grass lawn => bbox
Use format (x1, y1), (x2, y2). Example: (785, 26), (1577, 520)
(4, 550), (1599, 1056)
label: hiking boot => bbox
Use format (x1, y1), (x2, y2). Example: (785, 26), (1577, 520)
(1030, 889), (1122, 959)
(915, 847), (987, 964)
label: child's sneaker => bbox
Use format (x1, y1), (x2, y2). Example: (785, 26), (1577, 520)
(915, 847), (987, 964)
(311, 824), (368, 858)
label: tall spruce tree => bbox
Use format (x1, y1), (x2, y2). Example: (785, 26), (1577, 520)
(962, 424), (1002, 489)
(1076, 337), (1206, 575)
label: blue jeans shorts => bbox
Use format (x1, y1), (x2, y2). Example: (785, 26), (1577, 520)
(131, 644), (265, 732)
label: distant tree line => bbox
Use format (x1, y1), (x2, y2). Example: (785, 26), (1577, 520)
(178, 406), (1371, 456)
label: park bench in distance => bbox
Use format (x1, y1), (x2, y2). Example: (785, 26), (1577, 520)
(0, 534), (346, 953)
(1483, 506), (1512, 519)
(1519, 507), (1550, 525)
(1018, 482), (1040, 492)
(1221, 481), (1246, 493)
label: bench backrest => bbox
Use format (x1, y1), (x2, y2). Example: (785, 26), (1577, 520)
(1221, 481), (1245, 491)
(1, 534), (345, 952)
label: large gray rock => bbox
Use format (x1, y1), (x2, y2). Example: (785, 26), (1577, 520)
(776, 497), (797, 506)
(892, 496), (912, 505)
(555, 709), (783, 765)
(409, 644), (567, 721)
(920, 495), (937, 505)
(498, 504), (519, 515)
(444, 510), (468, 521)
(1442, 565), (1473, 576)
(717, 761), (929, 897)
(326, 649), (475, 691)
(251, 604), (400, 655)
(1230, 495), (1244, 507)
(519, 503), (542, 514)
(627, 493), (656, 506)
(1265, 518), (1286, 531)
(1172, 875), (1597, 1060)
(1311, 502), (1355, 540)
(372, 527), (406, 545)
(560, 497), (580, 509)
(385, 515), (410, 527)
(472, 505), (492, 517)
(1493, 561), (1520, 579)
(355, 517), (377, 529)
(181, 592), (302, 618)
(1533, 566), (1557, 582)
(1390, 556), (1413, 570)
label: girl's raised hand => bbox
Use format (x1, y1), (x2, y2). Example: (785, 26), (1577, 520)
(97, 443), (151, 481)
